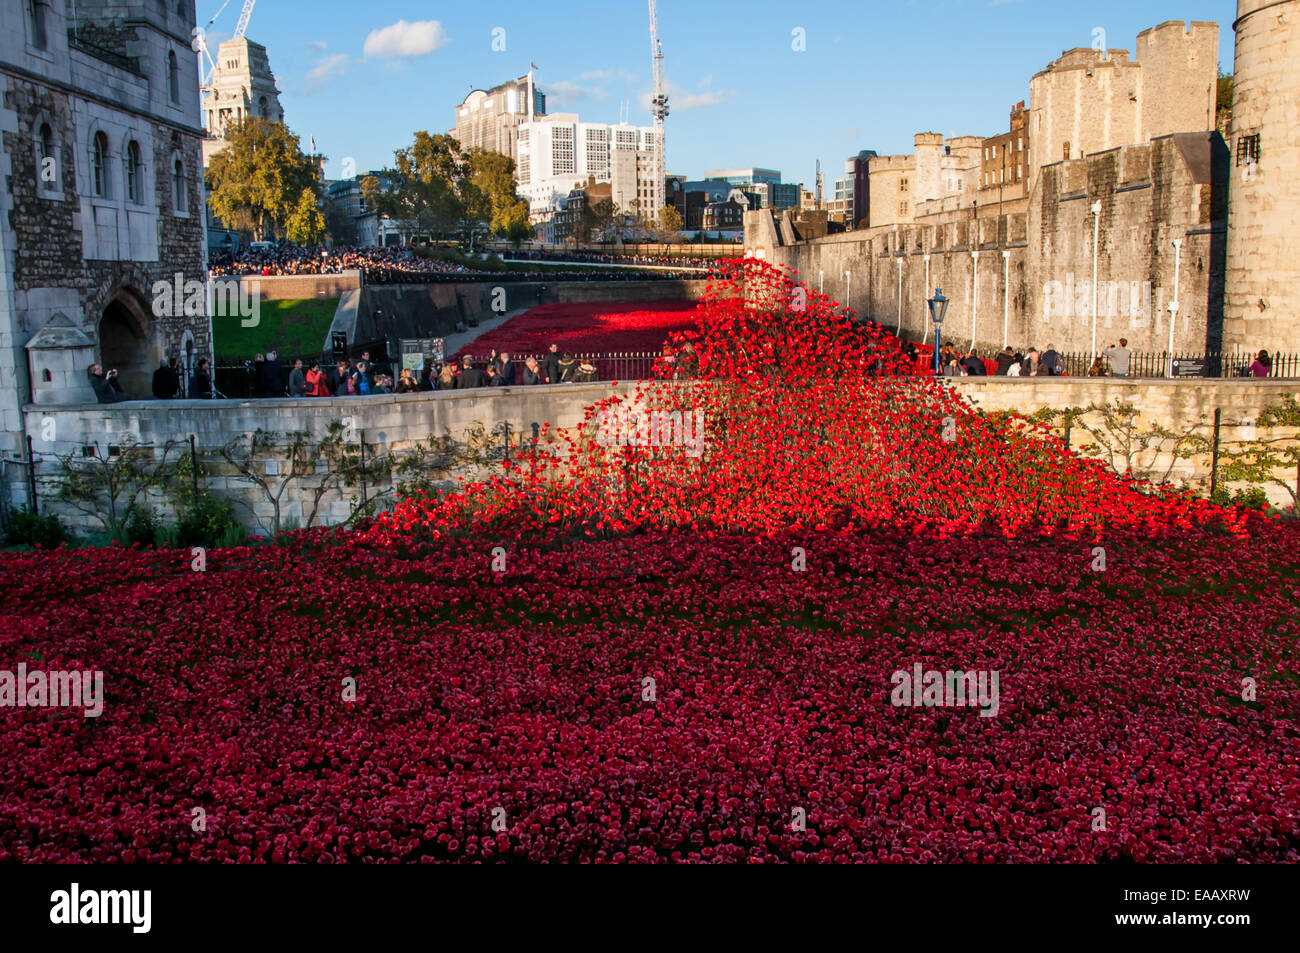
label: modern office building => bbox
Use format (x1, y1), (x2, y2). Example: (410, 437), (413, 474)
(515, 115), (663, 222)
(452, 74), (546, 165)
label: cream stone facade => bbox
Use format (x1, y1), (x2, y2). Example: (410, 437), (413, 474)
(200, 37), (283, 166)
(1222, 0), (1300, 355)
(1029, 21), (1218, 185)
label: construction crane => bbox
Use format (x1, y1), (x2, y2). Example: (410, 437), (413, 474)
(647, 0), (669, 220)
(192, 0), (257, 86)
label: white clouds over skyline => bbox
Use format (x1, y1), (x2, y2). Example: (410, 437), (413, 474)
(362, 20), (449, 59)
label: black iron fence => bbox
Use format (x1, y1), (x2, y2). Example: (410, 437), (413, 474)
(456, 352), (661, 386)
(210, 351), (663, 397)
(1053, 349), (1300, 379)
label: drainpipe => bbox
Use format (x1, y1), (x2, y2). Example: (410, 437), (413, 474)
(895, 256), (903, 338)
(1167, 237), (1183, 377)
(922, 254), (931, 345)
(970, 250), (979, 351)
(1002, 250), (1011, 348)
(1090, 201), (1102, 364)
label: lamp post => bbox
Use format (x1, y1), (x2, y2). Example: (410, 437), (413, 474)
(928, 288), (949, 376)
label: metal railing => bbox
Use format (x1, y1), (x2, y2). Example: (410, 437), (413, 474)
(458, 352), (661, 385)
(1053, 349), (1300, 379)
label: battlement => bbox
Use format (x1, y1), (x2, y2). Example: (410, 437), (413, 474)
(914, 132), (945, 148)
(1041, 48), (1135, 74)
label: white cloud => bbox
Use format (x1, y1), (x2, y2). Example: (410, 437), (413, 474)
(362, 20), (449, 59)
(304, 53), (349, 93)
(640, 78), (734, 112)
(581, 68), (637, 83)
(306, 40), (329, 52)
(547, 80), (608, 107)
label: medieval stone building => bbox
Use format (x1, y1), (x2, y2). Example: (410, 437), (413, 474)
(1, 0), (211, 507)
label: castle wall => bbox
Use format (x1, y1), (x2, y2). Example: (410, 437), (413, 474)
(748, 134), (1226, 357)
(1223, 0), (1300, 355)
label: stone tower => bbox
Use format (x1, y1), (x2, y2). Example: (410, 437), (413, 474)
(201, 38), (283, 165)
(1223, 0), (1300, 355)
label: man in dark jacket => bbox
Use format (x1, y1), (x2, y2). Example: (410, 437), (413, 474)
(542, 343), (561, 385)
(288, 359), (307, 396)
(496, 352), (516, 386)
(190, 358), (214, 399)
(1041, 345), (1064, 376)
(961, 351), (986, 376)
(152, 358), (180, 399)
(88, 364), (129, 402)
(995, 346), (1016, 376)
(456, 357), (485, 389)
(263, 350), (286, 396)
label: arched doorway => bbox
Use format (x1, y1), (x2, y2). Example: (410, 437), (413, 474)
(98, 289), (153, 399)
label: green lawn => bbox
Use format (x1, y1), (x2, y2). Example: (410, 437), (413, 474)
(214, 297), (339, 360)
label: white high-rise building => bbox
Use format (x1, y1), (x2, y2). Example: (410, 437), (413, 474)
(516, 114), (662, 223)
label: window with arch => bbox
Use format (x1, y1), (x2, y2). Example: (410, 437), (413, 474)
(27, 0), (47, 51)
(173, 155), (187, 213)
(168, 50), (180, 104)
(37, 122), (57, 191)
(126, 140), (143, 204)
(92, 131), (110, 198)
(259, 96), (269, 118)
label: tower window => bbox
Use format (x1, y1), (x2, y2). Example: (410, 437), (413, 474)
(92, 131), (110, 198)
(1236, 133), (1261, 166)
(168, 50), (180, 104)
(173, 156), (187, 212)
(126, 140), (142, 203)
(27, 0), (47, 50)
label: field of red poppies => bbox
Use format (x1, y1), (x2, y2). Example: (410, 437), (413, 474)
(2, 259), (1297, 863)
(453, 300), (698, 357)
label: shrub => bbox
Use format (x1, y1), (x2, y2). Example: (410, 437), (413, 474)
(177, 496), (239, 549)
(3, 507), (66, 549)
(122, 508), (159, 548)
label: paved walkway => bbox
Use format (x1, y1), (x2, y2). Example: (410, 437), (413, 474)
(439, 306), (532, 357)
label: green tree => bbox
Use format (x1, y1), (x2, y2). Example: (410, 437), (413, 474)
(1216, 396), (1300, 509)
(1216, 66), (1233, 130)
(205, 118), (320, 241)
(286, 187), (326, 245)
(657, 204), (684, 240)
(364, 132), (470, 241)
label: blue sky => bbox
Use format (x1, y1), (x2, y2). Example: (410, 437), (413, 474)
(201, 0), (1236, 188)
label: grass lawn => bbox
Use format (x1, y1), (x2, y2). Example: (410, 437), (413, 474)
(214, 297), (339, 360)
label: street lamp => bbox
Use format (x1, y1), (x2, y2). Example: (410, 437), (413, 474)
(928, 288), (949, 376)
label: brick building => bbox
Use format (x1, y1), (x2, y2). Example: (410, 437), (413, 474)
(1, 0), (212, 506)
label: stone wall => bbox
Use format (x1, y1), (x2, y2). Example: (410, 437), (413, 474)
(24, 382), (641, 535)
(21, 376), (1300, 535)
(949, 377), (1300, 504)
(745, 133), (1227, 357)
(1223, 0), (1300, 355)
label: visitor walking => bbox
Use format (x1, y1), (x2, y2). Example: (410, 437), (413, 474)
(152, 358), (180, 399)
(1249, 350), (1272, 378)
(305, 360), (329, 396)
(288, 359), (307, 397)
(190, 358), (213, 399)
(456, 357), (485, 389)
(1105, 339), (1131, 378)
(543, 343), (561, 384)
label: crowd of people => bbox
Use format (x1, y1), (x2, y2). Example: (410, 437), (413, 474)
(502, 250), (721, 268)
(927, 339), (1277, 379)
(208, 244), (474, 280)
(221, 345), (612, 399)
